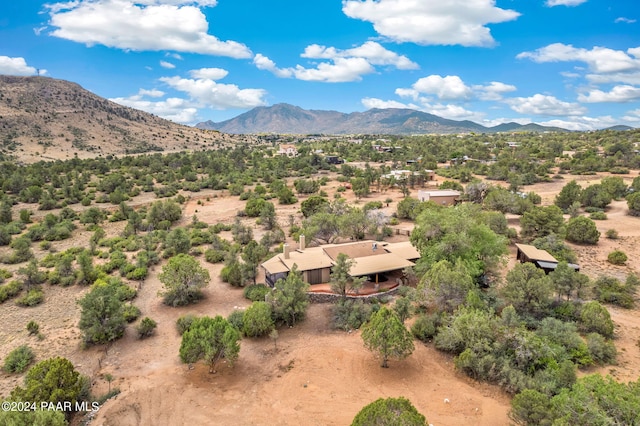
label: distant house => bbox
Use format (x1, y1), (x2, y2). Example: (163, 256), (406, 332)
(325, 155), (343, 164)
(278, 144), (298, 157)
(417, 190), (461, 206)
(261, 238), (419, 287)
(515, 243), (580, 274)
(383, 170), (412, 180)
(423, 170), (436, 182)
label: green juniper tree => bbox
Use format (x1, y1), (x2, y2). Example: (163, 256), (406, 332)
(179, 316), (240, 373)
(361, 307), (415, 368)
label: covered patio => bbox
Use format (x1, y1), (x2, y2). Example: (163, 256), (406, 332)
(307, 269), (405, 296)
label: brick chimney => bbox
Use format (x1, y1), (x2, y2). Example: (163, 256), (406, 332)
(283, 243), (290, 259)
(299, 235), (306, 250)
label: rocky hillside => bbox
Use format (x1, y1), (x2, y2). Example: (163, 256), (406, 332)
(196, 103), (569, 134)
(0, 76), (252, 163)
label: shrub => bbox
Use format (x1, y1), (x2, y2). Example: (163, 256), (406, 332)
(0, 280), (23, 303)
(260, 229), (285, 247)
(565, 216), (600, 245)
(159, 254), (210, 306)
(126, 267), (148, 281)
(123, 304), (141, 323)
(26, 321), (39, 335)
(586, 333), (617, 364)
(242, 301), (274, 337)
(589, 211), (607, 220)
(227, 309), (245, 331)
(331, 299), (374, 331)
(627, 192), (640, 216)
(411, 313), (440, 342)
(243, 284), (270, 302)
(204, 248), (226, 264)
(607, 250), (627, 265)
(352, 397), (427, 426)
(136, 317), (157, 339)
(176, 314), (196, 335)
(220, 261), (243, 287)
(0, 268), (13, 283)
(15, 288), (44, 307)
(580, 301), (615, 338)
(3, 345), (35, 373)
(592, 276), (635, 308)
(605, 229), (619, 239)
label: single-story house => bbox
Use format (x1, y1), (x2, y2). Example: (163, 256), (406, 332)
(417, 190), (461, 206)
(515, 243), (580, 274)
(261, 237), (420, 287)
(278, 144), (298, 157)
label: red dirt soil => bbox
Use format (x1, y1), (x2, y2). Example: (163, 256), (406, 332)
(1, 170), (639, 426)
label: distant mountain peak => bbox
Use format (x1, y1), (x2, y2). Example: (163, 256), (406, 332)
(196, 104), (568, 135)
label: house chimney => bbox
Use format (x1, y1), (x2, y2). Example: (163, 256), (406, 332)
(299, 235), (306, 250)
(283, 243), (290, 259)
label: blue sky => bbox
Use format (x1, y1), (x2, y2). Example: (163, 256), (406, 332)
(1, 1), (639, 130)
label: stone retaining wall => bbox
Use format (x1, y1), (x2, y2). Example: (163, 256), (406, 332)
(307, 286), (401, 303)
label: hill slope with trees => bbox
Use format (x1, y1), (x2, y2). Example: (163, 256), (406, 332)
(0, 76), (253, 163)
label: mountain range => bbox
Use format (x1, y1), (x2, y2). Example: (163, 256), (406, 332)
(0, 76), (251, 163)
(1, 76), (635, 165)
(196, 103), (574, 135)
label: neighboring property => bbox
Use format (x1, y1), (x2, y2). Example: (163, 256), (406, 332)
(261, 238), (419, 288)
(417, 190), (461, 206)
(382, 169), (435, 185)
(423, 169), (436, 182)
(278, 144), (298, 157)
(515, 243), (580, 274)
(325, 155), (343, 164)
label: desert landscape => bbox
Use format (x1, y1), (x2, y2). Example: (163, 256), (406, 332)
(1, 167), (639, 425)
(2, 0), (640, 421)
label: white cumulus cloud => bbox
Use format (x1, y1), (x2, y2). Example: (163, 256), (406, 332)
(110, 92), (198, 123)
(395, 75), (514, 101)
(139, 88), (164, 97)
(289, 58), (375, 83)
(411, 75), (472, 100)
(253, 54), (294, 78)
(474, 81), (517, 100)
(517, 43), (640, 74)
(505, 94), (587, 116)
(536, 116), (618, 131)
(160, 75), (267, 109)
(302, 41), (418, 70)
(622, 109), (640, 122)
(362, 97), (485, 121)
(587, 71), (640, 85)
(110, 68), (268, 123)
(45, 0), (252, 58)
(546, 0), (587, 6)
(160, 60), (175, 69)
(578, 85), (640, 103)
(342, 0), (520, 47)
(254, 41), (416, 83)
(0, 56), (46, 76)
(188, 67), (228, 80)
(361, 98), (416, 110)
